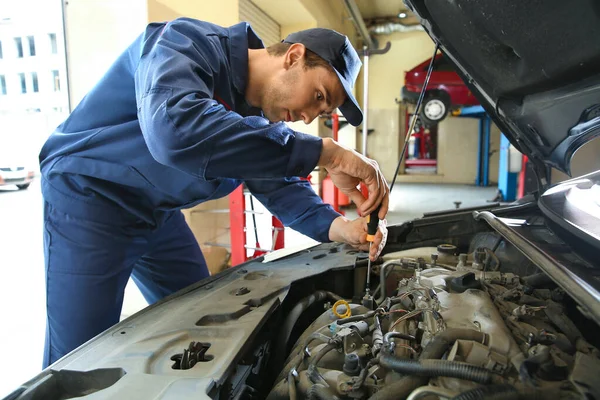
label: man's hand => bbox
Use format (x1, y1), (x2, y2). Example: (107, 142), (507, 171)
(318, 138), (389, 220)
(329, 216), (388, 261)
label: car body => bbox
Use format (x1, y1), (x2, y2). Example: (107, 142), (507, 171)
(0, 167), (34, 190)
(402, 53), (480, 126)
(5, 1), (600, 399)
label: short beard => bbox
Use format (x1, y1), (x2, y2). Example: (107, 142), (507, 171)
(262, 67), (300, 122)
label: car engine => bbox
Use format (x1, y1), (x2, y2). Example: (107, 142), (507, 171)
(265, 243), (600, 400)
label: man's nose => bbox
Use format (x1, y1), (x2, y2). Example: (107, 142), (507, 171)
(301, 109), (319, 124)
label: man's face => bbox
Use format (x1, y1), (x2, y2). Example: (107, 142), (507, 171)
(262, 58), (346, 125)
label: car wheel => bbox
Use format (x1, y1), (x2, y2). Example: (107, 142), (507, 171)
(17, 183), (30, 190)
(420, 93), (450, 127)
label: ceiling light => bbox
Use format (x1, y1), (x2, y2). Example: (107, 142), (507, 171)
(398, 12), (407, 18)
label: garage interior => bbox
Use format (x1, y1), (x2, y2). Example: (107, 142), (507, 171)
(2, 0), (600, 398)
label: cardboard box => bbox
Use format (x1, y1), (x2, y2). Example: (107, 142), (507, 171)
(181, 197), (232, 275)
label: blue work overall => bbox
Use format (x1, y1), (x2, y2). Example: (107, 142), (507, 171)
(39, 18), (339, 368)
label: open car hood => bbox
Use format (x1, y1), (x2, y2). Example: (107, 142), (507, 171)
(405, 0), (600, 182)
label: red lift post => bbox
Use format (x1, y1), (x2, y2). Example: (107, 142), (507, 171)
(228, 185), (285, 266)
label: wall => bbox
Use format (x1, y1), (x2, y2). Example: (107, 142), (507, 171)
(366, 30), (501, 184)
(64, 0), (148, 110)
(147, 0), (239, 25)
(365, 31), (434, 179)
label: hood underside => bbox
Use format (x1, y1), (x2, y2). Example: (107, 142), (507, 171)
(405, 0), (600, 179)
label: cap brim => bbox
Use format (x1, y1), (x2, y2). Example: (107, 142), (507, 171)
(332, 68), (363, 127)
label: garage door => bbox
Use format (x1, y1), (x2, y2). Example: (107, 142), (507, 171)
(239, 0), (281, 46)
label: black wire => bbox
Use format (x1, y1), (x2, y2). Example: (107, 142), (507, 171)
(390, 43), (441, 192)
(248, 194), (260, 245)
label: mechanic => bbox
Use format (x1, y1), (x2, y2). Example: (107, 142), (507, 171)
(38, 17), (389, 368)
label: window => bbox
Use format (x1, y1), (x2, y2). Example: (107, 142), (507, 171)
(0, 75), (6, 95)
(0, 41), (3, 59)
(52, 70), (60, 91)
(49, 33), (57, 54)
(31, 72), (38, 92)
(18, 72), (26, 93)
(27, 36), (35, 56)
(14, 37), (23, 58)
(432, 55), (456, 72)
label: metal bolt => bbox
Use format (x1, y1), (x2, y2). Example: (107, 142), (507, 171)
(235, 287), (250, 296)
(431, 253), (438, 264)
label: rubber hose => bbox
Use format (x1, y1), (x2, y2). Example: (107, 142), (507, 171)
(372, 316), (383, 356)
(308, 344), (337, 385)
(307, 383), (337, 400)
(368, 329), (487, 400)
(368, 376), (425, 400)
(336, 310), (376, 325)
(275, 291), (342, 368)
(451, 385), (518, 400)
(288, 370), (298, 400)
(353, 358), (379, 390)
(275, 331), (333, 386)
(379, 356), (495, 384)
(521, 273), (554, 288)
(450, 384), (550, 400)
(312, 344), (337, 367)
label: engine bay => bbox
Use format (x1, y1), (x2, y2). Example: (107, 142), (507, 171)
(7, 202), (600, 400)
(264, 235), (600, 399)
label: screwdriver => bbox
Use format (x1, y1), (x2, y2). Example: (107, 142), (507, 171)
(364, 204), (381, 302)
(361, 44), (440, 309)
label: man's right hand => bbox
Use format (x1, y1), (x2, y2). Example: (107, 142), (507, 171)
(318, 138), (389, 220)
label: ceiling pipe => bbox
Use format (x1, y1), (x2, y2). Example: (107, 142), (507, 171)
(341, 0), (375, 49)
(369, 22), (424, 35)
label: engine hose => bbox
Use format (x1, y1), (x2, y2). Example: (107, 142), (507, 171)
(288, 369), (298, 400)
(285, 342), (337, 400)
(379, 356), (495, 384)
(275, 291), (342, 368)
(451, 385), (518, 400)
(307, 383), (338, 400)
(336, 310), (376, 325)
(521, 273), (554, 288)
(352, 358), (379, 390)
(308, 344), (338, 385)
(383, 332), (416, 348)
(372, 316), (383, 356)
(450, 384), (551, 400)
(368, 329), (487, 400)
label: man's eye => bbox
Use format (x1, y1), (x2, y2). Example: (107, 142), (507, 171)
(317, 91), (324, 101)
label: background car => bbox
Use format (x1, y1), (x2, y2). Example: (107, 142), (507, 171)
(402, 53), (480, 126)
(0, 166), (34, 190)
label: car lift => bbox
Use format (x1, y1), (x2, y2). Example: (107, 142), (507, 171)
(453, 105), (518, 201)
(453, 105), (493, 187)
(228, 186), (285, 266)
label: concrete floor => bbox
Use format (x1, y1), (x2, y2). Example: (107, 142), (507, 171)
(0, 178), (497, 397)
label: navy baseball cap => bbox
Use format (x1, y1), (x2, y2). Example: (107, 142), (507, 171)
(283, 28), (363, 126)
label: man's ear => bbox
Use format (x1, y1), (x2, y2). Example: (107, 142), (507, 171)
(284, 43), (306, 70)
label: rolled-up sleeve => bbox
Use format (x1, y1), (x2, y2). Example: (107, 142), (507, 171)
(134, 18), (322, 180)
(246, 177), (341, 243)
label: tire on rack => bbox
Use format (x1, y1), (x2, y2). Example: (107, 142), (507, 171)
(420, 91), (450, 128)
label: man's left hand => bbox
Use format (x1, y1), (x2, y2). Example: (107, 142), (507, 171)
(328, 216), (387, 261)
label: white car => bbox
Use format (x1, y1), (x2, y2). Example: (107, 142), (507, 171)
(0, 166), (35, 190)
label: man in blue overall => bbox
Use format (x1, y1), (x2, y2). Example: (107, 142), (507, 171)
(39, 18), (389, 367)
